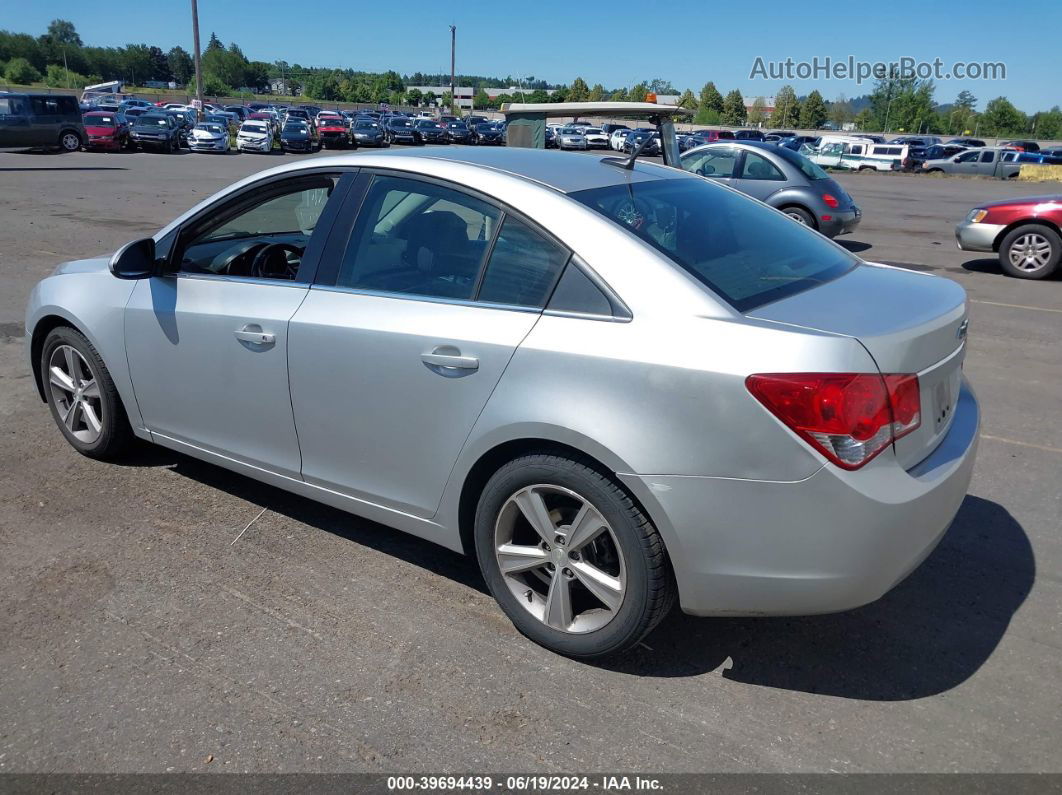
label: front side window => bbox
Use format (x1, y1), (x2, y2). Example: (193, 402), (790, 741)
(337, 176), (500, 301)
(956, 151), (979, 162)
(571, 177), (857, 312)
(682, 147), (738, 178)
(477, 217), (569, 308)
(177, 175), (339, 279)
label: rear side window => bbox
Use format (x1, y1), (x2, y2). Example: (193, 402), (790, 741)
(337, 176), (499, 301)
(571, 178), (857, 312)
(740, 152), (785, 181)
(477, 217), (568, 308)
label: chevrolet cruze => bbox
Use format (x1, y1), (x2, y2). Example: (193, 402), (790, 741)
(25, 148), (979, 658)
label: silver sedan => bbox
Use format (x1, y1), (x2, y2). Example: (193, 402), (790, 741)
(25, 148), (979, 658)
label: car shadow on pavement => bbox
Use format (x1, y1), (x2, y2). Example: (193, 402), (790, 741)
(837, 240), (873, 253)
(120, 446), (1032, 699)
(126, 446), (490, 595)
(960, 257), (1006, 275)
(599, 495), (1034, 699)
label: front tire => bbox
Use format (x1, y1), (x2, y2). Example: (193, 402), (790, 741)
(40, 326), (133, 461)
(999, 224), (1061, 279)
(474, 453), (675, 658)
(59, 130), (82, 152)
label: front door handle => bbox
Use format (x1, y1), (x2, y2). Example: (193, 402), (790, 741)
(234, 325), (275, 345)
(421, 348), (479, 372)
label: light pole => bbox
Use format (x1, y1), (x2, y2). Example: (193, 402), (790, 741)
(191, 0), (204, 108)
(449, 25), (456, 116)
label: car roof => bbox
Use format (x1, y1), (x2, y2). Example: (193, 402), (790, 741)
(273, 148), (695, 194)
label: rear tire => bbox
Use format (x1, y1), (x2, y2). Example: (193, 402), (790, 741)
(474, 453), (675, 658)
(782, 205), (817, 229)
(40, 326), (134, 461)
(998, 224), (1061, 279)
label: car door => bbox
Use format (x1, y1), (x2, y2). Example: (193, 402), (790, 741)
(124, 170), (353, 476)
(29, 97), (58, 147)
(975, 149), (997, 176)
(951, 150), (981, 175)
(288, 172), (570, 518)
(730, 149), (787, 200)
(0, 95), (31, 148)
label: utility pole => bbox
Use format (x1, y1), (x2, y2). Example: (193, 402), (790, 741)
(191, 0), (204, 108)
(449, 25), (456, 116)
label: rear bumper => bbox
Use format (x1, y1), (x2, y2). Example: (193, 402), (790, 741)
(620, 379), (979, 617)
(955, 221), (1003, 252)
(818, 208), (861, 237)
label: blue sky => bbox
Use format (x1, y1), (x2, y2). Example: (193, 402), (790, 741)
(7, 1), (1061, 111)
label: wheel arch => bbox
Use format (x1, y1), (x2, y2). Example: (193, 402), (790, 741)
(29, 312), (84, 401)
(992, 217), (1062, 252)
(774, 202), (818, 229)
(454, 435), (651, 559)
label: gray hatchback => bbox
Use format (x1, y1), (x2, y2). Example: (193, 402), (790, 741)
(681, 141), (861, 238)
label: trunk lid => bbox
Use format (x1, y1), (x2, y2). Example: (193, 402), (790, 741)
(749, 263), (968, 469)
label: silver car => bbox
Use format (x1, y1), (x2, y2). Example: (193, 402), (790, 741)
(681, 141), (862, 238)
(556, 126), (588, 150)
(25, 149), (979, 658)
(921, 146), (1021, 178)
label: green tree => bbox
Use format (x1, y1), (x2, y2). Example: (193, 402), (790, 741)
(678, 89), (696, 110)
(44, 63), (91, 88)
(569, 76), (590, 102)
(0, 31), (46, 71)
(424, 90), (437, 107)
(799, 90), (828, 128)
(588, 83), (605, 102)
(698, 81), (724, 115)
(5, 56), (41, 84)
(950, 89), (978, 134)
(629, 81), (649, 103)
(406, 87), (423, 107)
(474, 88), (490, 109)
(721, 89), (746, 125)
(1033, 106), (1062, 140)
(747, 96), (768, 125)
(980, 96), (1027, 136)
(609, 87), (629, 102)
(165, 47), (191, 84)
(772, 84), (798, 127)
(44, 19), (82, 47)
(648, 78), (676, 95)
(829, 93), (853, 127)
(121, 44), (156, 85)
(205, 33), (224, 52)
(853, 108), (873, 130)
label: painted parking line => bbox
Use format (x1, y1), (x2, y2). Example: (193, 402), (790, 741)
(971, 300), (1062, 314)
(981, 434), (1062, 455)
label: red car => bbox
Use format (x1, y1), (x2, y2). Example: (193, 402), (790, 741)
(82, 111), (129, 151)
(955, 195), (1062, 279)
(316, 115), (354, 149)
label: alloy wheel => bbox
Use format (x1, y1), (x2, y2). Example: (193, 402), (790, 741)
(61, 132), (81, 151)
(1009, 233), (1052, 271)
(47, 345), (104, 444)
(494, 485), (626, 634)
(786, 210), (808, 224)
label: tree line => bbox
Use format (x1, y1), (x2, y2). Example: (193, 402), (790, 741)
(2, 20), (1057, 137)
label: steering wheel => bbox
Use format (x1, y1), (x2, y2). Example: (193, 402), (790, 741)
(614, 198), (654, 231)
(250, 243), (302, 280)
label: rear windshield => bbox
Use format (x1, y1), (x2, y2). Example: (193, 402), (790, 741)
(570, 178), (857, 312)
(771, 146), (830, 180)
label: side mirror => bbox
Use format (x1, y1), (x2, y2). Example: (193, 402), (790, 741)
(109, 238), (158, 279)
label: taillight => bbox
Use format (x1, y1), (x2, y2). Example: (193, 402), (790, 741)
(746, 373), (921, 470)
(822, 193), (840, 208)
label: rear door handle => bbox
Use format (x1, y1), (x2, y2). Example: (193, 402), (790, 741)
(234, 325), (275, 345)
(421, 350), (479, 371)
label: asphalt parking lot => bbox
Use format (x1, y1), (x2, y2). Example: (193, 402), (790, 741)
(1, 147), (1060, 774)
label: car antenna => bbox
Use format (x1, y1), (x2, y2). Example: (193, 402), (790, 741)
(603, 127), (657, 171)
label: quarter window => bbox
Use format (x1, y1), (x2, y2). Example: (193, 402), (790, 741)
(337, 176), (500, 300)
(477, 217), (568, 308)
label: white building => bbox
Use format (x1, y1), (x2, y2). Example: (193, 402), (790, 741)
(406, 86), (475, 110)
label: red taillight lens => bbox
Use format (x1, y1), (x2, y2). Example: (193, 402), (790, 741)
(746, 373), (921, 470)
(822, 193), (840, 208)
